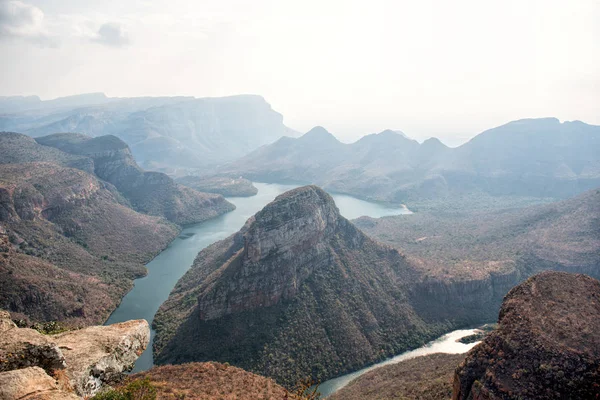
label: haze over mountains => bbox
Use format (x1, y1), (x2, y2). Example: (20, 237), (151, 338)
(222, 118), (600, 203)
(0, 93), (294, 172)
(1, 90), (600, 399)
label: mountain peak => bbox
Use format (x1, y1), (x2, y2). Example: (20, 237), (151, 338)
(299, 126), (340, 144)
(245, 185), (340, 263)
(355, 129), (418, 148)
(421, 137), (448, 149)
(379, 129), (410, 139)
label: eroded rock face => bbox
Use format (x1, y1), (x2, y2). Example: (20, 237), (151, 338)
(0, 367), (78, 400)
(198, 185), (347, 320)
(54, 319), (150, 396)
(0, 311), (149, 398)
(453, 271), (600, 400)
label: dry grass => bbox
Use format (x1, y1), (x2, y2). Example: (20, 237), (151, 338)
(130, 362), (301, 400)
(329, 353), (465, 400)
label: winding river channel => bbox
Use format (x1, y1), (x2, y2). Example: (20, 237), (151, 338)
(105, 182), (411, 373)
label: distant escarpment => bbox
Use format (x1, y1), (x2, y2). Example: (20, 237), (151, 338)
(221, 119), (600, 204)
(0, 94), (295, 170)
(454, 272), (600, 400)
(0, 162), (179, 325)
(36, 133), (235, 224)
(176, 175), (258, 197)
(154, 186), (457, 386)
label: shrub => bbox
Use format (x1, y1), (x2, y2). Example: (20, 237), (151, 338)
(92, 378), (157, 400)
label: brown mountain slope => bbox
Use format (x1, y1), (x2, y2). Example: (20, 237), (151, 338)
(128, 362), (299, 400)
(454, 271), (600, 400)
(153, 185), (452, 387)
(330, 353), (465, 400)
(35, 132), (235, 224)
(0, 132), (94, 173)
(0, 162), (179, 326)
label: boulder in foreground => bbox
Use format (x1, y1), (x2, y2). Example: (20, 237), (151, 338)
(0, 311), (149, 398)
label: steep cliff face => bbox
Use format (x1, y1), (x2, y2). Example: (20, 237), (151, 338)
(453, 272), (600, 400)
(36, 133), (235, 225)
(154, 186), (448, 387)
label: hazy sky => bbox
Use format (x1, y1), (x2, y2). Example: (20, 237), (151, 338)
(1, 0), (598, 145)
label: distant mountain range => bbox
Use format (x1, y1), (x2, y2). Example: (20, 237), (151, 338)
(221, 118), (600, 203)
(0, 93), (295, 171)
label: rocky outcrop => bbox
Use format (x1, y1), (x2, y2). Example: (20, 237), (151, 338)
(154, 185), (446, 387)
(53, 319), (150, 396)
(453, 271), (600, 400)
(198, 185), (346, 320)
(0, 311), (149, 398)
(0, 366), (78, 400)
(0, 311), (66, 373)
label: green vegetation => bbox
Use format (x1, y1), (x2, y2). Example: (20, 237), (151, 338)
(458, 324), (497, 344)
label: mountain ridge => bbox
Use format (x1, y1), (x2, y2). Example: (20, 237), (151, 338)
(0, 94), (296, 171)
(221, 118), (600, 203)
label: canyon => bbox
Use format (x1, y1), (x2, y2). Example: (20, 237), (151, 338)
(0, 132), (234, 326)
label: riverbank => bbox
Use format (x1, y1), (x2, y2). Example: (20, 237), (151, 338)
(318, 328), (483, 397)
(105, 182), (411, 372)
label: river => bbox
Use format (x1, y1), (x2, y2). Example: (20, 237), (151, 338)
(317, 328), (481, 397)
(105, 182), (412, 372)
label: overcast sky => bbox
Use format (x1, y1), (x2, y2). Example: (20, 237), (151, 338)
(1, 0), (598, 145)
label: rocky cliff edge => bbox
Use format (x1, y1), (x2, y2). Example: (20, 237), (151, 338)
(0, 310), (149, 399)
